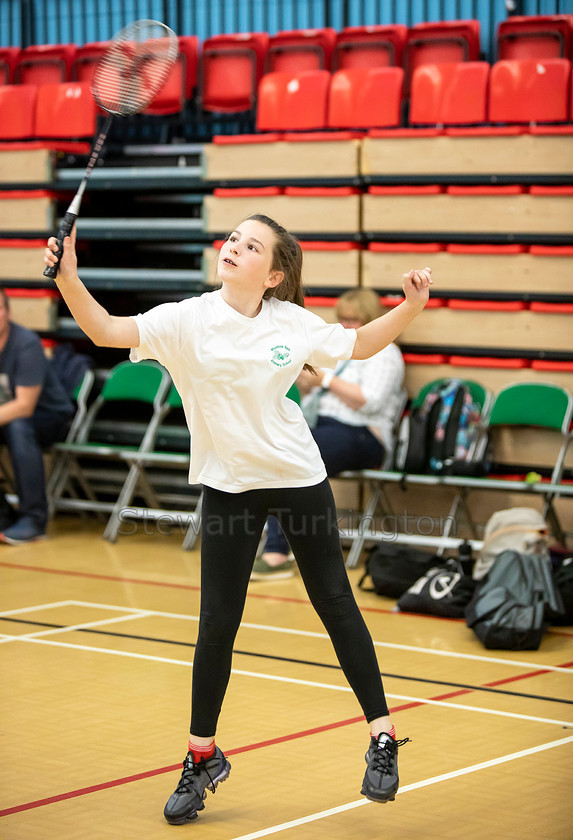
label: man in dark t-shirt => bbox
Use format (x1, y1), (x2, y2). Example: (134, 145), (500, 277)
(0, 289), (73, 544)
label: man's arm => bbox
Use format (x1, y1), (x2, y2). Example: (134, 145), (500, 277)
(0, 384), (42, 426)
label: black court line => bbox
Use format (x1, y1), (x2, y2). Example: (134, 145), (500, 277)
(2, 615), (572, 706)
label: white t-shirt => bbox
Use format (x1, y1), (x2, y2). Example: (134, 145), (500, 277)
(130, 290), (356, 493)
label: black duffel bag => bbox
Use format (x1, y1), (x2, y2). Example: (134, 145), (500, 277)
(358, 543), (439, 599)
(396, 558), (476, 619)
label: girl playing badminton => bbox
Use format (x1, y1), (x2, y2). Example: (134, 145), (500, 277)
(44, 214), (432, 824)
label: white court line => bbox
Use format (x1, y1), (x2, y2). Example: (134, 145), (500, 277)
(229, 735), (573, 840)
(7, 636), (573, 728)
(3, 599), (573, 675)
(15, 611), (153, 640)
(0, 600), (76, 617)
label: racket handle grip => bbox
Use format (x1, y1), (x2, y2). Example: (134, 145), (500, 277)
(43, 211), (77, 279)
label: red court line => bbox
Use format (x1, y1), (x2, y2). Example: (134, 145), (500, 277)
(1, 560), (570, 631)
(2, 661), (572, 819)
(0, 560), (416, 617)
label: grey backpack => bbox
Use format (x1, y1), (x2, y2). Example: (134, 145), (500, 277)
(465, 550), (564, 650)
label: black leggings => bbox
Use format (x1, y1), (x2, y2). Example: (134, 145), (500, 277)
(190, 479), (389, 737)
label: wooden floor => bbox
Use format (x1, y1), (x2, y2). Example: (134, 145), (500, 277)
(1, 516), (572, 840)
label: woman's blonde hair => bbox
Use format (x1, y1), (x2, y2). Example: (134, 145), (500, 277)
(335, 288), (383, 326)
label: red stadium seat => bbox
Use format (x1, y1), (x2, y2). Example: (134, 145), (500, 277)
(71, 41), (110, 84)
(498, 15), (573, 60)
(74, 36), (198, 116)
(489, 58), (571, 124)
(0, 47), (21, 85)
(266, 28), (337, 72)
(145, 36), (199, 115)
(404, 20), (481, 94)
(35, 82), (97, 139)
(256, 70), (330, 132)
(327, 67), (403, 129)
(15, 43), (77, 84)
(409, 62), (489, 125)
(333, 25), (407, 69)
(0, 85), (37, 139)
(200, 32), (268, 113)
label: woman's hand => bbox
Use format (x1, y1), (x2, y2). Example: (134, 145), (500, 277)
(402, 266), (432, 309)
(44, 224), (78, 282)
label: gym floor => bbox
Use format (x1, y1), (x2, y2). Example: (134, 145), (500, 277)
(1, 516), (572, 839)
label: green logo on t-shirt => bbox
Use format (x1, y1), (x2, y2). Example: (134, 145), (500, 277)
(270, 345), (292, 367)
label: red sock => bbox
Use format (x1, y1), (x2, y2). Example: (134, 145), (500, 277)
(188, 738), (215, 762)
(372, 725), (396, 741)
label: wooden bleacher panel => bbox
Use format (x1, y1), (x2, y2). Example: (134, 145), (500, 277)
(0, 190), (55, 232)
(300, 299), (573, 358)
(370, 481), (573, 543)
(361, 130), (573, 177)
(0, 144), (55, 184)
(5, 289), (59, 331)
(202, 132), (361, 181)
(203, 187), (283, 234)
(395, 302), (572, 352)
(203, 187), (362, 234)
(492, 424), (573, 474)
(362, 186), (573, 236)
(300, 242), (361, 288)
(0, 239), (49, 281)
(362, 244), (573, 296)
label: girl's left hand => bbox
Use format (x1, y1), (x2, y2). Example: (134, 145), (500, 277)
(296, 368), (321, 394)
(402, 267), (432, 308)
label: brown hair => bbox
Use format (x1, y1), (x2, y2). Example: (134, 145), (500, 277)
(0, 288), (9, 310)
(244, 214), (305, 307)
(243, 214), (314, 372)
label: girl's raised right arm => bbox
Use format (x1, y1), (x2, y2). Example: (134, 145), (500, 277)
(44, 227), (139, 349)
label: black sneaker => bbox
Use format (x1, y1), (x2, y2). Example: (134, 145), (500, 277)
(361, 732), (410, 803)
(164, 747), (231, 825)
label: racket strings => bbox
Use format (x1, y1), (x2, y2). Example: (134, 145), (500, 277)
(91, 20), (178, 116)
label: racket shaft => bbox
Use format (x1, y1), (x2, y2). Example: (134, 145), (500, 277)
(43, 117), (111, 280)
(43, 209), (79, 279)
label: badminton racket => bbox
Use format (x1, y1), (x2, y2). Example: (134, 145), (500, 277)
(44, 19), (179, 279)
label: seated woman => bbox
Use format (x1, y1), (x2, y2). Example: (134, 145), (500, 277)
(251, 288), (405, 579)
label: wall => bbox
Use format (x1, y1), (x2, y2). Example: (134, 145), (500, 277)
(1, 0), (570, 61)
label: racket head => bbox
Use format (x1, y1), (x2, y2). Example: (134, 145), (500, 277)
(91, 19), (179, 116)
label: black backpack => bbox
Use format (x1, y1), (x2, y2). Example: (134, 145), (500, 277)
(50, 342), (93, 398)
(465, 550), (564, 650)
(396, 379), (484, 476)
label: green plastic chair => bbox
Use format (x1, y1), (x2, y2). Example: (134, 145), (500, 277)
(49, 360), (172, 522)
(484, 381), (573, 483)
(487, 382), (572, 433)
(104, 381), (204, 549)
